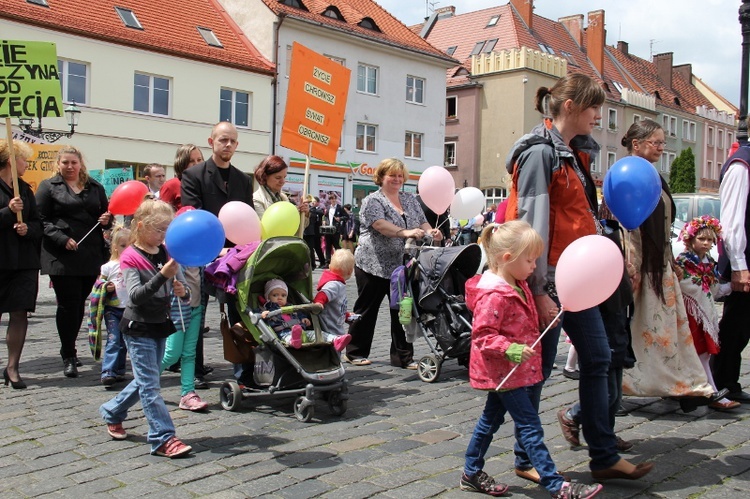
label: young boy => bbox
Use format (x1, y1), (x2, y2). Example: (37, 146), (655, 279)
(313, 249), (358, 338)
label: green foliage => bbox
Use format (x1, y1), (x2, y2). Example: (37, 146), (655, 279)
(669, 147), (696, 193)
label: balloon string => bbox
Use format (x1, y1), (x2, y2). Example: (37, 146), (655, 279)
(77, 222), (101, 245)
(495, 307), (565, 391)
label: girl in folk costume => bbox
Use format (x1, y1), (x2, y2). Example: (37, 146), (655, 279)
(675, 216), (737, 411)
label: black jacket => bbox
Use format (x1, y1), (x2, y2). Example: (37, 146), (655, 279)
(304, 204), (324, 236)
(36, 174), (109, 276)
(0, 177), (42, 270)
(180, 157), (254, 217)
(323, 203), (348, 234)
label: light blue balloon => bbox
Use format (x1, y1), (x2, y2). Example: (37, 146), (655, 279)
(165, 210), (225, 266)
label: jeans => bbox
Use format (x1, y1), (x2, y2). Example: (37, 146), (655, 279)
(569, 366), (623, 431)
(102, 307), (127, 379)
(50, 274), (97, 359)
(99, 334), (175, 453)
(465, 389), (563, 494)
(161, 306), (202, 396)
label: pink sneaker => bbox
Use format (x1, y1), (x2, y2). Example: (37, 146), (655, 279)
(179, 391), (208, 411)
(289, 324), (303, 349)
(107, 423), (127, 440)
(154, 436), (192, 458)
(333, 334), (352, 352)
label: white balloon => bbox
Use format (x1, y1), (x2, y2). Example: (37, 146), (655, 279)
(450, 187), (485, 220)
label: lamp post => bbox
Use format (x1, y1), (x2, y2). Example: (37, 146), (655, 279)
(18, 102), (81, 143)
(738, 0), (750, 142)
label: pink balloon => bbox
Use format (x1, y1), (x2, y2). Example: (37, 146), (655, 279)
(555, 235), (624, 312)
(218, 201), (261, 245)
(108, 181), (148, 215)
(418, 166), (455, 215)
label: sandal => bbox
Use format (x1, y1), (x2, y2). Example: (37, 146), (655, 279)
(515, 467), (568, 484)
(345, 356), (371, 366)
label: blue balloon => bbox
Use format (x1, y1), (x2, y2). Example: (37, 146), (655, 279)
(165, 209), (225, 266)
(603, 156), (662, 231)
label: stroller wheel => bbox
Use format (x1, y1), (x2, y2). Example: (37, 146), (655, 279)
(327, 391), (348, 416)
(417, 354), (442, 383)
(293, 396), (315, 422)
(220, 381), (243, 411)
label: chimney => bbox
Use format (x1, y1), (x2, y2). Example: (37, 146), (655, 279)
(654, 52), (674, 88)
(559, 15), (584, 47)
(510, 0), (533, 30)
(435, 6), (456, 18)
(674, 63), (693, 85)
(587, 10), (605, 77)
(617, 40), (628, 55)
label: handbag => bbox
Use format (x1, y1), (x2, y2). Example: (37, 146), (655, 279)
(220, 302), (257, 364)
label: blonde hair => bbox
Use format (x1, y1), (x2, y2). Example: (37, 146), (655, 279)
(0, 139), (33, 167)
(372, 158), (407, 186)
(129, 199), (174, 246)
(480, 220), (543, 272)
(329, 249), (355, 275)
(55, 145), (90, 188)
(109, 225), (131, 260)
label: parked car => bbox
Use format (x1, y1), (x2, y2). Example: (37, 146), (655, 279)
(670, 193), (720, 259)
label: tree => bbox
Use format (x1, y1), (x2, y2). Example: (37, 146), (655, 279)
(669, 147), (696, 193)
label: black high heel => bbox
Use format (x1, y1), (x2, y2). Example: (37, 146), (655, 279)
(3, 368), (27, 389)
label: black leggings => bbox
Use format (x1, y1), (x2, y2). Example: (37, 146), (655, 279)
(50, 275), (97, 360)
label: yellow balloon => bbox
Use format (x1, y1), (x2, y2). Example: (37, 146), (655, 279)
(261, 201), (300, 238)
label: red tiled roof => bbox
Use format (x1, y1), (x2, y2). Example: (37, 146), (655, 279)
(0, 0), (275, 74)
(260, 0), (455, 62)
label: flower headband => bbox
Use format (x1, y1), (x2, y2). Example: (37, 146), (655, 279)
(680, 215), (722, 243)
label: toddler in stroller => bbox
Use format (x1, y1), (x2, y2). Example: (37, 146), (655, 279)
(260, 279), (350, 352)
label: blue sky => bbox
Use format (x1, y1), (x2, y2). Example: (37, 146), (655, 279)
(378, 0), (742, 108)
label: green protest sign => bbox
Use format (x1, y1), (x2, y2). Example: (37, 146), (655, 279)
(0, 40), (64, 119)
(89, 167), (135, 197)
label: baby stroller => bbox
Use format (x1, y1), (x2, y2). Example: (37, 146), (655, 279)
(405, 243), (482, 382)
(218, 237), (348, 422)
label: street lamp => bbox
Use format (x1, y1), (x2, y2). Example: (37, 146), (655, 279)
(738, 0), (750, 142)
(18, 102), (81, 143)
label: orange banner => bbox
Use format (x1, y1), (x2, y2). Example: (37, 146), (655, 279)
(22, 143), (62, 192)
(280, 42), (350, 165)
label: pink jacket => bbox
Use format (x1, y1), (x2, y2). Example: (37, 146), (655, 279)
(465, 271), (542, 391)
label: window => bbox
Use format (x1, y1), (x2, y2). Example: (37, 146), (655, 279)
(608, 108), (617, 130)
(707, 160), (713, 179)
(115, 6), (143, 29)
(538, 43), (555, 54)
(219, 88), (250, 127)
(356, 123), (377, 152)
(444, 142), (456, 167)
(483, 39), (498, 53)
(669, 116), (677, 137)
(718, 129), (724, 149)
(729, 132), (734, 147)
(358, 17), (380, 31)
(406, 76), (424, 104)
(405, 132), (423, 159)
(134, 73), (170, 116)
(446, 46), (457, 56)
(661, 152), (676, 173)
(607, 152), (617, 169)
(357, 63), (378, 95)
(560, 51), (577, 66)
(482, 188), (508, 206)
(57, 59), (87, 104)
(323, 7), (343, 20)
(590, 154), (600, 173)
(279, 0), (306, 8)
(327, 55), (345, 66)
(197, 27), (223, 48)
(470, 41), (486, 55)
(682, 120), (696, 141)
(446, 96), (457, 119)
(633, 114), (641, 124)
(707, 126), (715, 146)
(487, 15), (500, 27)
(27, 0), (48, 6)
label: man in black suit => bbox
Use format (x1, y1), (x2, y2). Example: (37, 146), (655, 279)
(322, 193), (347, 268)
(181, 122), (255, 386)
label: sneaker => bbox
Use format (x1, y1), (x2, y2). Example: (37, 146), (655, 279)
(179, 392), (208, 411)
(459, 471), (509, 496)
(101, 376), (117, 387)
(557, 409), (581, 447)
(107, 423), (127, 440)
(194, 377), (209, 390)
(153, 436), (192, 458)
(551, 481), (603, 499)
(333, 334), (352, 352)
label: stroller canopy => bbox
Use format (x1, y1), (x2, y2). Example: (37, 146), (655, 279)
(415, 244), (482, 312)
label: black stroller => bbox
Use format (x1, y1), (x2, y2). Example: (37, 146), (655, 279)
(405, 243), (482, 382)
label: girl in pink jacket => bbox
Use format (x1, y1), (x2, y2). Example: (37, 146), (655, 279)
(460, 220), (601, 499)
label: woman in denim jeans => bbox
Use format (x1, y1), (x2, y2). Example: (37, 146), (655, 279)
(504, 74), (653, 480)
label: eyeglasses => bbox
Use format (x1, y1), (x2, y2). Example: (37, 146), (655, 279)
(643, 140), (667, 148)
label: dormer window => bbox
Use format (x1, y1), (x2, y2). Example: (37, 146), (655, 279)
(27, 0), (49, 7)
(323, 6), (344, 20)
(674, 97), (681, 106)
(446, 46), (457, 56)
(115, 6), (143, 30)
(197, 27), (223, 48)
(654, 90), (662, 100)
(358, 17), (380, 32)
(278, 0), (307, 10)
(487, 15), (500, 27)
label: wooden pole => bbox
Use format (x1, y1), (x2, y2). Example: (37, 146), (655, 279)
(297, 141), (312, 238)
(4, 118), (23, 223)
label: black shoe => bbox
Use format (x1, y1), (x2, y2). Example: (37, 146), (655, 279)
(101, 376), (117, 387)
(726, 390), (750, 403)
(165, 363), (181, 373)
(194, 377), (209, 390)
(75, 357), (83, 367)
(201, 326), (210, 335)
(615, 405), (628, 417)
(3, 368), (26, 389)
(679, 389), (728, 413)
(63, 358), (78, 378)
(562, 369), (580, 380)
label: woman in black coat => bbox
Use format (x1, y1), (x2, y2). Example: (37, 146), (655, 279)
(36, 146), (111, 378)
(0, 140), (43, 388)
